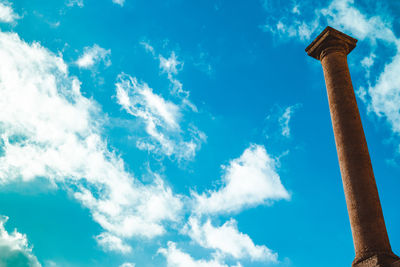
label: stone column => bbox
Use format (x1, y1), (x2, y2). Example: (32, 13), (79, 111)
(306, 26), (399, 267)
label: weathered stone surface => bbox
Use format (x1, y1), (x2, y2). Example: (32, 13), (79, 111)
(306, 26), (399, 266)
(353, 253), (400, 267)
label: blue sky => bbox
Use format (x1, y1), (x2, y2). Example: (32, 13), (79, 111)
(0, 0), (399, 266)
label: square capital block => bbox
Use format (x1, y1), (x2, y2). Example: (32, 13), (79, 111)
(306, 26), (357, 60)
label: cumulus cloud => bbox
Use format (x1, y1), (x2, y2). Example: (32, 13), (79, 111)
(119, 263), (135, 267)
(0, 30), (182, 253)
(76, 44), (111, 69)
(185, 217), (278, 262)
(115, 73), (206, 161)
(0, 216), (41, 267)
(112, 0), (125, 6)
(193, 144), (290, 215)
(159, 242), (242, 267)
(76, 175), (183, 240)
(0, 2), (19, 23)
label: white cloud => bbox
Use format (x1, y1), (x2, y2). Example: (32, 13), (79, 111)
(193, 144), (290, 215)
(76, 44), (111, 69)
(0, 2), (19, 23)
(76, 175), (183, 240)
(320, 0), (397, 44)
(160, 52), (182, 75)
(112, 0), (125, 6)
(185, 217), (278, 262)
(120, 263), (135, 267)
(116, 75), (181, 128)
(96, 232), (132, 254)
(266, 19), (317, 41)
(115, 73), (206, 161)
(278, 105), (299, 137)
(159, 242), (242, 267)
(0, 216), (41, 267)
(140, 41), (155, 56)
(361, 53), (376, 69)
(263, 0), (397, 42)
(66, 0), (84, 8)
(367, 52), (400, 134)
(292, 4), (300, 15)
(140, 43), (196, 108)
(262, 0), (319, 41)
(159, 52), (193, 101)
(0, 30), (182, 253)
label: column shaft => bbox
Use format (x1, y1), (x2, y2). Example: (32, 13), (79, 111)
(320, 49), (392, 261)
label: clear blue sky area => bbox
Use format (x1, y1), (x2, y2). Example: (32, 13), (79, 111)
(0, 0), (399, 266)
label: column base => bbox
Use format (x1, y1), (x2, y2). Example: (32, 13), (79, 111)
(353, 252), (400, 267)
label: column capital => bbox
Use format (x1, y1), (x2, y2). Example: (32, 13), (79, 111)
(305, 26), (357, 60)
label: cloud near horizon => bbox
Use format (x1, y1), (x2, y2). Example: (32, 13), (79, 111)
(0, 216), (41, 267)
(159, 241), (243, 267)
(184, 216), (278, 263)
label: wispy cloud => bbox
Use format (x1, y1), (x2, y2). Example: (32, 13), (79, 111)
(112, 0), (125, 7)
(278, 104), (300, 138)
(263, 104), (300, 142)
(140, 41), (155, 56)
(140, 41), (197, 111)
(0, 2), (19, 23)
(159, 52), (192, 101)
(193, 144), (290, 215)
(184, 217), (278, 262)
(160, 52), (182, 76)
(66, 0), (84, 8)
(76, 44), (111, 69)
(262, 0), (319, 41)
(0, 216), (41, 267)
(0, 30), (182, 253)
(115, 74), (206, 161)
